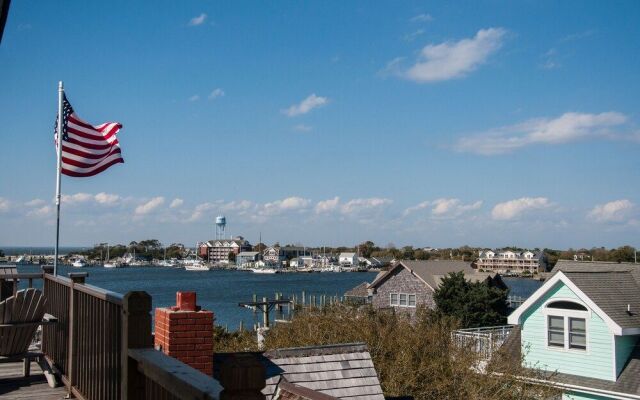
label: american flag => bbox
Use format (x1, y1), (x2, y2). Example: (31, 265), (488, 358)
(54, 95), (124, 177)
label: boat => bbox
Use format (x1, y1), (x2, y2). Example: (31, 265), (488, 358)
(14, 255), (32, 265)
(72, 259), (87, 268)
(251, 268), (279, 274)
(103, 244), (125, 268)
(184, 260), (211, 271)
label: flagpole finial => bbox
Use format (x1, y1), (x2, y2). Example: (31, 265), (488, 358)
(58, 81), (63, 90)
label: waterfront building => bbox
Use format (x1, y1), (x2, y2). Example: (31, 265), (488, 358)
(236, 251), (260, 268)
(366, 260), (505, 316)
(504, 261), (640, 399)
(262, 246), (309, 266)
(338, 252), (359, 267)
(199, 236), (251, 264)
(476, 249), (547, 274)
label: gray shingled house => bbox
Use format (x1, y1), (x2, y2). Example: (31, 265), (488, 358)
(367, 260), (505, 315)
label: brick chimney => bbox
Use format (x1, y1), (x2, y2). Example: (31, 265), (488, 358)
(154, 292), (214, 376)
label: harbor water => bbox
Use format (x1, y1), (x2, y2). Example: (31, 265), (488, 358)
(11, 264), (542, 330)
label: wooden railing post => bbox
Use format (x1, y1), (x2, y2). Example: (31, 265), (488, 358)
(122, 291), (152, 400)
(66, 272), (87, 397)
(218, 353), (266, 400)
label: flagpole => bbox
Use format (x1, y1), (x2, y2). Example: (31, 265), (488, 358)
(54, 81), (64, 276)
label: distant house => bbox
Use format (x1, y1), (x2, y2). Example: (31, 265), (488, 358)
(344, 282), (370, 305)
(263, 246), (309, 266)
(476, 249), (547, 274)
(503, 261), (640, 399)
(370, 256), (394, 268)
(367, 260), (505, 315)
(338, 252), (358, 267)
(237, 251), (260, 267)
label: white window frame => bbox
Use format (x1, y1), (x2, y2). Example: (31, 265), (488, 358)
(542, 298), (590, 353)
(389, 293), (416, 308)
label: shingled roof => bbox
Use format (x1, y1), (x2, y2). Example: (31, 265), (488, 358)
(262, 343), (384, 400)
(553, 261), (640, 329)
(344, 282), (369, 298)
(370, 260), (501, 291)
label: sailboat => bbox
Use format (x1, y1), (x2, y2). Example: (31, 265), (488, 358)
(103, 244), (122, 268)
(183, 244), (211, 271)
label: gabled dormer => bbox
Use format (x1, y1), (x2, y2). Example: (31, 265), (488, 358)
(507, 261), (640, 399)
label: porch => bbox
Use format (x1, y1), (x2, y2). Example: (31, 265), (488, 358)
(0, 265), (265, 400)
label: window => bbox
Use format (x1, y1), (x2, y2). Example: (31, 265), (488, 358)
(547, 301), (587, 311)
(390, 293), (416, 307)
(569, 318), (586, 349)
(547, 316), (564, 347)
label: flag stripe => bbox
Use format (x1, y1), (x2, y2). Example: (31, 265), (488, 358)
(61, 157), (124, 178)
(54, 95), (124, 177)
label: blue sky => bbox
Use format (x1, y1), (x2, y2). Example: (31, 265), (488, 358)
(1, 1), (639, 249)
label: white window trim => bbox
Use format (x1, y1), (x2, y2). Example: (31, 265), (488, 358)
(543, 304), (590, 354)
(389, 292), (417, 308)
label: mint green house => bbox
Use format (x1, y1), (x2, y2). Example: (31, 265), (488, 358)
(507, 261), (640, 400)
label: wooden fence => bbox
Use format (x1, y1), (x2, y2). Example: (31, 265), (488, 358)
(0, 265), (263, 400)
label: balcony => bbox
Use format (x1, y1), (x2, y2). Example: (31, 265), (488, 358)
(451, 325), (514, 361)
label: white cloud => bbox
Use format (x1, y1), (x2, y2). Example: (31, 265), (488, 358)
(403, 198), (481, 218)
(209, 88), (225, 100)
(262, 197), (311, 216)
(0, 197), (10, 212)
(170, 198), (184, 209)
(293, 124), (313, 132)
(188, 202), (216, 222)
(410, 13), (433, 23)
(188, 95), (200, 102)
(454, 112), (628, 155)
(340, 198), (392, 215)
(588, 200), (635, 223)
(135, 197), (165, 215)
(491, 197), (550, 220)
(431, 198), (482, 217)
(220, 200), (254, 213)
(188, 13), (207, 26)
(315, 197), (340, 214)
(25, 199), (45, 207)
(282, 94), (328, 117)
(94, 192), (120, 206)
(61, 193), (93, 204)
(402, 201), (431, 217)
(27, 206), (52, 218)
(401, 27), (506, 83)
(403, 29), (425, 42)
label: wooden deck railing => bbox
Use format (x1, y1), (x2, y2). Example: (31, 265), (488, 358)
(451, 325), (514, 361)
(0, 265), (264, 400)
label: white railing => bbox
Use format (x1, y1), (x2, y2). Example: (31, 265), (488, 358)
(451, 325), (514, 360)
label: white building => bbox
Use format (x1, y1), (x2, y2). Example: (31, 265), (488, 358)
(476, 249), (546, 274)
(339, 252), (359, 267)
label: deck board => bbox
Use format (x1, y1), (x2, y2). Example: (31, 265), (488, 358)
(0, 361), (66, 399)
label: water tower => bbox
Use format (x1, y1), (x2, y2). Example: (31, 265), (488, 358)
(215, 215), (226, 240)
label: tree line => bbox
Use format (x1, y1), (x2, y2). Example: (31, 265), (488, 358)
(78, 240), (187, 261)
